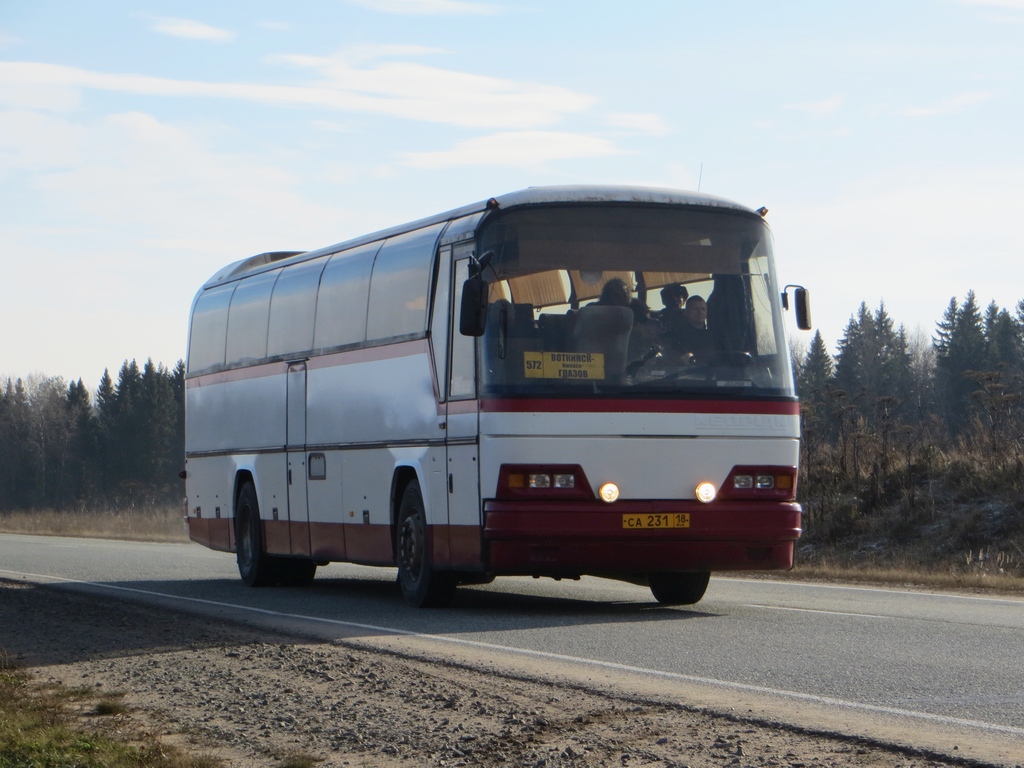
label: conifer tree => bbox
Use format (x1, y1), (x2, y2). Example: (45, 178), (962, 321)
(94, 369), (116, 498)
(63, 378), (95, 504)
(833, 301), (911, 427)
(934, 291), (988, 431)
(0, 379), (34, 508)
(798, 330), (834, 396)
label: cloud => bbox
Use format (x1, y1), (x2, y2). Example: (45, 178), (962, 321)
(151, 17), (235, 42)
(0, 109), (85, 175)
(277, 51), (595, 128)
(346, 0), (501, 14)
(0, 58), (594, 129)
(901, 91), (994, 117)
(0, 79), (80, 111)
(0, 109), (356, 387)
(401, 131), (624, 169)
(785, 95), (843, 118)
(606, 112), (670, 136)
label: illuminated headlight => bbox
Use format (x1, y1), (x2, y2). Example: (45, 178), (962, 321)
(599, 482), (620, 503)
(528, 473), (551, 489)
(695, 482), (717, 503)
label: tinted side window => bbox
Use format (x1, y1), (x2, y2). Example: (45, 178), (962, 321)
(366, 223), (445, 342)
(449, 257), (477, 399)
(187, 283), (235, 373)
(313, 242), (379, 350)
(225, 271), (277, 366)
(267, 259), (325, 358)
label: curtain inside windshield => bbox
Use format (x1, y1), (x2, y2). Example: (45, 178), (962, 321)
(475, 205), (795, 398)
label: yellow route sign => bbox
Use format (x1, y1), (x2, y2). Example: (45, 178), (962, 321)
(523, 351), (605, 380)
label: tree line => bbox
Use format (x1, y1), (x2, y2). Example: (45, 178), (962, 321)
(0, 360), (184, 511)
(795, 291), (1024, 537)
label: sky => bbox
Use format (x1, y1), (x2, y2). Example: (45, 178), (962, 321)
(2, 0), (1023, 390)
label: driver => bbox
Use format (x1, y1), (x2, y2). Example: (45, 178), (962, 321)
(663, 295), (717, 362)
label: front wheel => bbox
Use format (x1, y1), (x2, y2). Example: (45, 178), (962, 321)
(649, 571), (710, 605)
(396, 481), (456, 608)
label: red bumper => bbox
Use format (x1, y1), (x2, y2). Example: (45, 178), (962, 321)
(483, 500), (802, 575)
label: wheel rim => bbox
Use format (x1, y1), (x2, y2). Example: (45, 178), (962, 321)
(239, 506), (254, 568)
(399, 511), (424, 582)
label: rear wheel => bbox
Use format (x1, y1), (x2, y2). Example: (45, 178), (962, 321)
(396, 481), (456, 608)
(236, 482), (274, 587)
(649, 571), (710, 605)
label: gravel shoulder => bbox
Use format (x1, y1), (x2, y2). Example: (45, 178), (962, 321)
(0, 577), (997, 768)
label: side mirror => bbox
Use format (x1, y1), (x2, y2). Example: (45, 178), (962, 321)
(782, 285), (812, 331)
(459, 277), (487, 336)
(794, 287), (811, 331)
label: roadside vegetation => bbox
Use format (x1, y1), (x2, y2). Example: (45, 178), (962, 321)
(0, 655), (218, 768)
(792, 292), (1024, 593)
(0, 505), (187, 543)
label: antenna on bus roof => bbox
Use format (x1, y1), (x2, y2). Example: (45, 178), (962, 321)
(697, 162), (704, 192)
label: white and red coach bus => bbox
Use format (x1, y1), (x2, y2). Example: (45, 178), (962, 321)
(184, 186), (811, 607)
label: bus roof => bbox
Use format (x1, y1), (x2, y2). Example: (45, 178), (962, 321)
(202, 185), (757, 289)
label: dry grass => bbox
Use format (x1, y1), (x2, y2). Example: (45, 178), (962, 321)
(0, 506), (189, 542)
(770, 561), (1024, 595)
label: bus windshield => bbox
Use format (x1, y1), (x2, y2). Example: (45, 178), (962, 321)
(476, 204), (795, 398)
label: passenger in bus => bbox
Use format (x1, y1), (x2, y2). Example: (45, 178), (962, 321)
(656, 283), (688, 324)
(595, 277), (631, 308)
(663, 295), (717, 363)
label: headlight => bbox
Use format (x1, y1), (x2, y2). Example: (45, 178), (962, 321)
(695, 482), (717, 503)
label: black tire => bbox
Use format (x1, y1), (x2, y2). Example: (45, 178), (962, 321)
(649, 571), (710, 605)
(236, 481), (274, 587)
(396, 481), (456, 608)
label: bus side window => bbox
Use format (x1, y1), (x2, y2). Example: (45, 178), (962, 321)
(188, 282), (235, 374)
(430, 246), (452, 400)
(267, 259), (325, 359)
(449, 257), (476, 399)
(225, 271), (277, 367)
(366, 223), (445, 342)
(313, 242), (378, 350)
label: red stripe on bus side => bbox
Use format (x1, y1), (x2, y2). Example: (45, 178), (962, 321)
(306, 338), (429, 370)
(185, 339), (430, 388)
(185, 360), (282, 388)
(480, 398), (799, 415)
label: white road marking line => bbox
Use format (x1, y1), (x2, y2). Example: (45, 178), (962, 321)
(745, 604), (891, 619)
(5, 568), (1023, 739)
(725, 577), (1024, 604)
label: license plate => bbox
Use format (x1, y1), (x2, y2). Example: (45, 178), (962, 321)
(622, 513), (690, 529)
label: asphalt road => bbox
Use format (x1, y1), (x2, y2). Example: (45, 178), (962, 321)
(2, 533), (1022, 765)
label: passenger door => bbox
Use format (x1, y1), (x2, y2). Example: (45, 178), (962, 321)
(286, 361), (311, 556)
(445, 253), (482, 567)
